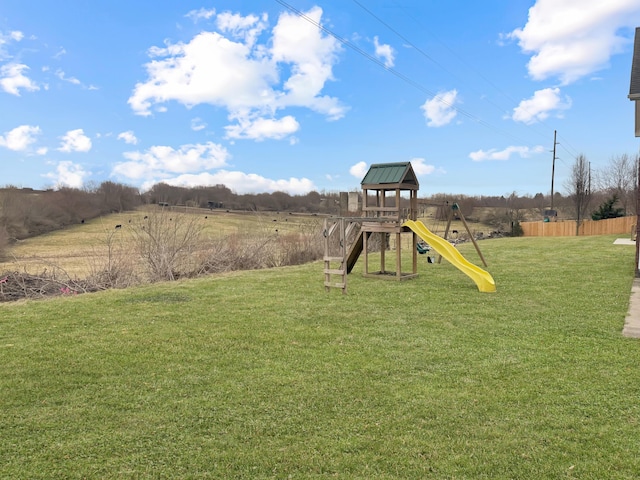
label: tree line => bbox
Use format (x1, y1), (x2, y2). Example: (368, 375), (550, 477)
(1, 151), (638, 255)
(0, 182), (342, 258)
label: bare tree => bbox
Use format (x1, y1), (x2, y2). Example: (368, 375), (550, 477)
(565, 154), (592, 235)
(128, 209), (204, 281)
(597, 153), (635, 214)
(87, 227), (138, 289)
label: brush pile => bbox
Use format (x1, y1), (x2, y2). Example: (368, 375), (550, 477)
(0, 271), (100, 302)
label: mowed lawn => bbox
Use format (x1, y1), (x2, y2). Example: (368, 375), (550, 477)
(1, 234), (640, 478)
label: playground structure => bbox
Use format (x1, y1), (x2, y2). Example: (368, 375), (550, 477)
(323, 162), (496, 293)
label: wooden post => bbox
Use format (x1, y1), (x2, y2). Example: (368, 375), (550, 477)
(437, 202), (453, 264)
(363, 226), (369, 275)
(380, 232), (386, 274)
(411, 190), (418, 275)
(396, 232), (401, 279)
(380, 191), (386, 274)
(323, 217), (330, 292)
(454, 203), (488, 268)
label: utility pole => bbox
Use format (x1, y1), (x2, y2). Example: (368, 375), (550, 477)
(551, 130), (557, 210)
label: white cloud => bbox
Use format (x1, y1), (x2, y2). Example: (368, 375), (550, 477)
(0, 125), (41, 151)
(224, 114), (300, 141)
(349, 161), (368, 179)
(216, 11), (267, 47)
(54, 68), (97, 90)
(0, 30), (24, 59)
(142, 170), (315, 195)
(373, 36), (395, 68)
(53, 47), (67, 59)
(44, 161), (89, 189)
(128, 30), (277, 115)
(271, 7), (345, 119)
(58, 129), (92, 152)
(113, 141), (230, 181)
(511, 87), (571, 124)
(117, 130), (138, 145)
(506, 0), (640, 84)
(0, 63), (39, 95)
(185, 7), (216, 22)
(469, 145), (545, 162)
(128, 6), (345, 141)
(191, 117), (207, 131)
(421, 89), (459, 127)
(55, 69), (81, 85)
(409, 158), (437, 175)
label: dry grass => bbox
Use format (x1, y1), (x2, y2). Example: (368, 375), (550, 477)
(0, 207), (324, 279)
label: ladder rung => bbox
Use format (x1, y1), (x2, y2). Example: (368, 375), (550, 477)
(324, 269), (345, 275)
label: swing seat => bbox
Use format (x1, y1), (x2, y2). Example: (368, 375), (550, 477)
(417, 243), (430, 254)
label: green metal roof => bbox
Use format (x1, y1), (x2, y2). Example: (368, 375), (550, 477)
(360, 162), (419, 188)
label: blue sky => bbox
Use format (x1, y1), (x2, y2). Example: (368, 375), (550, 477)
(1, 1), (640, 197)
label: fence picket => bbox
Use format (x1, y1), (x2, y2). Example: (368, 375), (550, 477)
(520, 216), (636, 237)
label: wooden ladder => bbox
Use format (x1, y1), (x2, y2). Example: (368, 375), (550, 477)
(323, 217), (347, 294)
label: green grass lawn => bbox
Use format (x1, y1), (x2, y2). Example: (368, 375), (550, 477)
(1, 235), (639, 478)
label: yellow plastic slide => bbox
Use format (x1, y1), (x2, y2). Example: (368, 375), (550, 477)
(403, 220), (496, 293)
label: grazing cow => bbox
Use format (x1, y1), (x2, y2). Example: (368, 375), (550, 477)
(115, 224), (122, 229)
(144, 215), (148, 219)
(452, 230), (458, 234)
(80, 219), (85, 224)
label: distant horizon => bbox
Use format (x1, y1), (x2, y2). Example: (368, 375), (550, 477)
(2, 0), (640, 197)
(0, 180), (593, 201)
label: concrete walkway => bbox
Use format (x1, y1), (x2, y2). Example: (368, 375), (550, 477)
(618, 238), (640, 338)
(624, 277), (640, 338)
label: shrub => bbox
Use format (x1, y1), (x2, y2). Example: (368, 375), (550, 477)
(510, 220), (524, 237)
(86, 228), (138, 289)
(129, 210), (204, 281)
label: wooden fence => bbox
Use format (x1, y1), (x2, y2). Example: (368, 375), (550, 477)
(521, 216), (636, 237)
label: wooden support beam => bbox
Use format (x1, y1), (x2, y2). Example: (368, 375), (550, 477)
(455, 204), (488, 268)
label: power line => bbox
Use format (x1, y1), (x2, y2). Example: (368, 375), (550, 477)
(273, 0), (539, 147)
(350, 0), (514, 119)
(354, 0), (582, 160)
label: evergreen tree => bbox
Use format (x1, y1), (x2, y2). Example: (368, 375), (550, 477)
(591, 194), (625, 220)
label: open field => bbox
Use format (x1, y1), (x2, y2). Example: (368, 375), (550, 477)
(0, 208), (326, 278)
(1, 234), (639, 478)
(0, 208), (490, 279)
